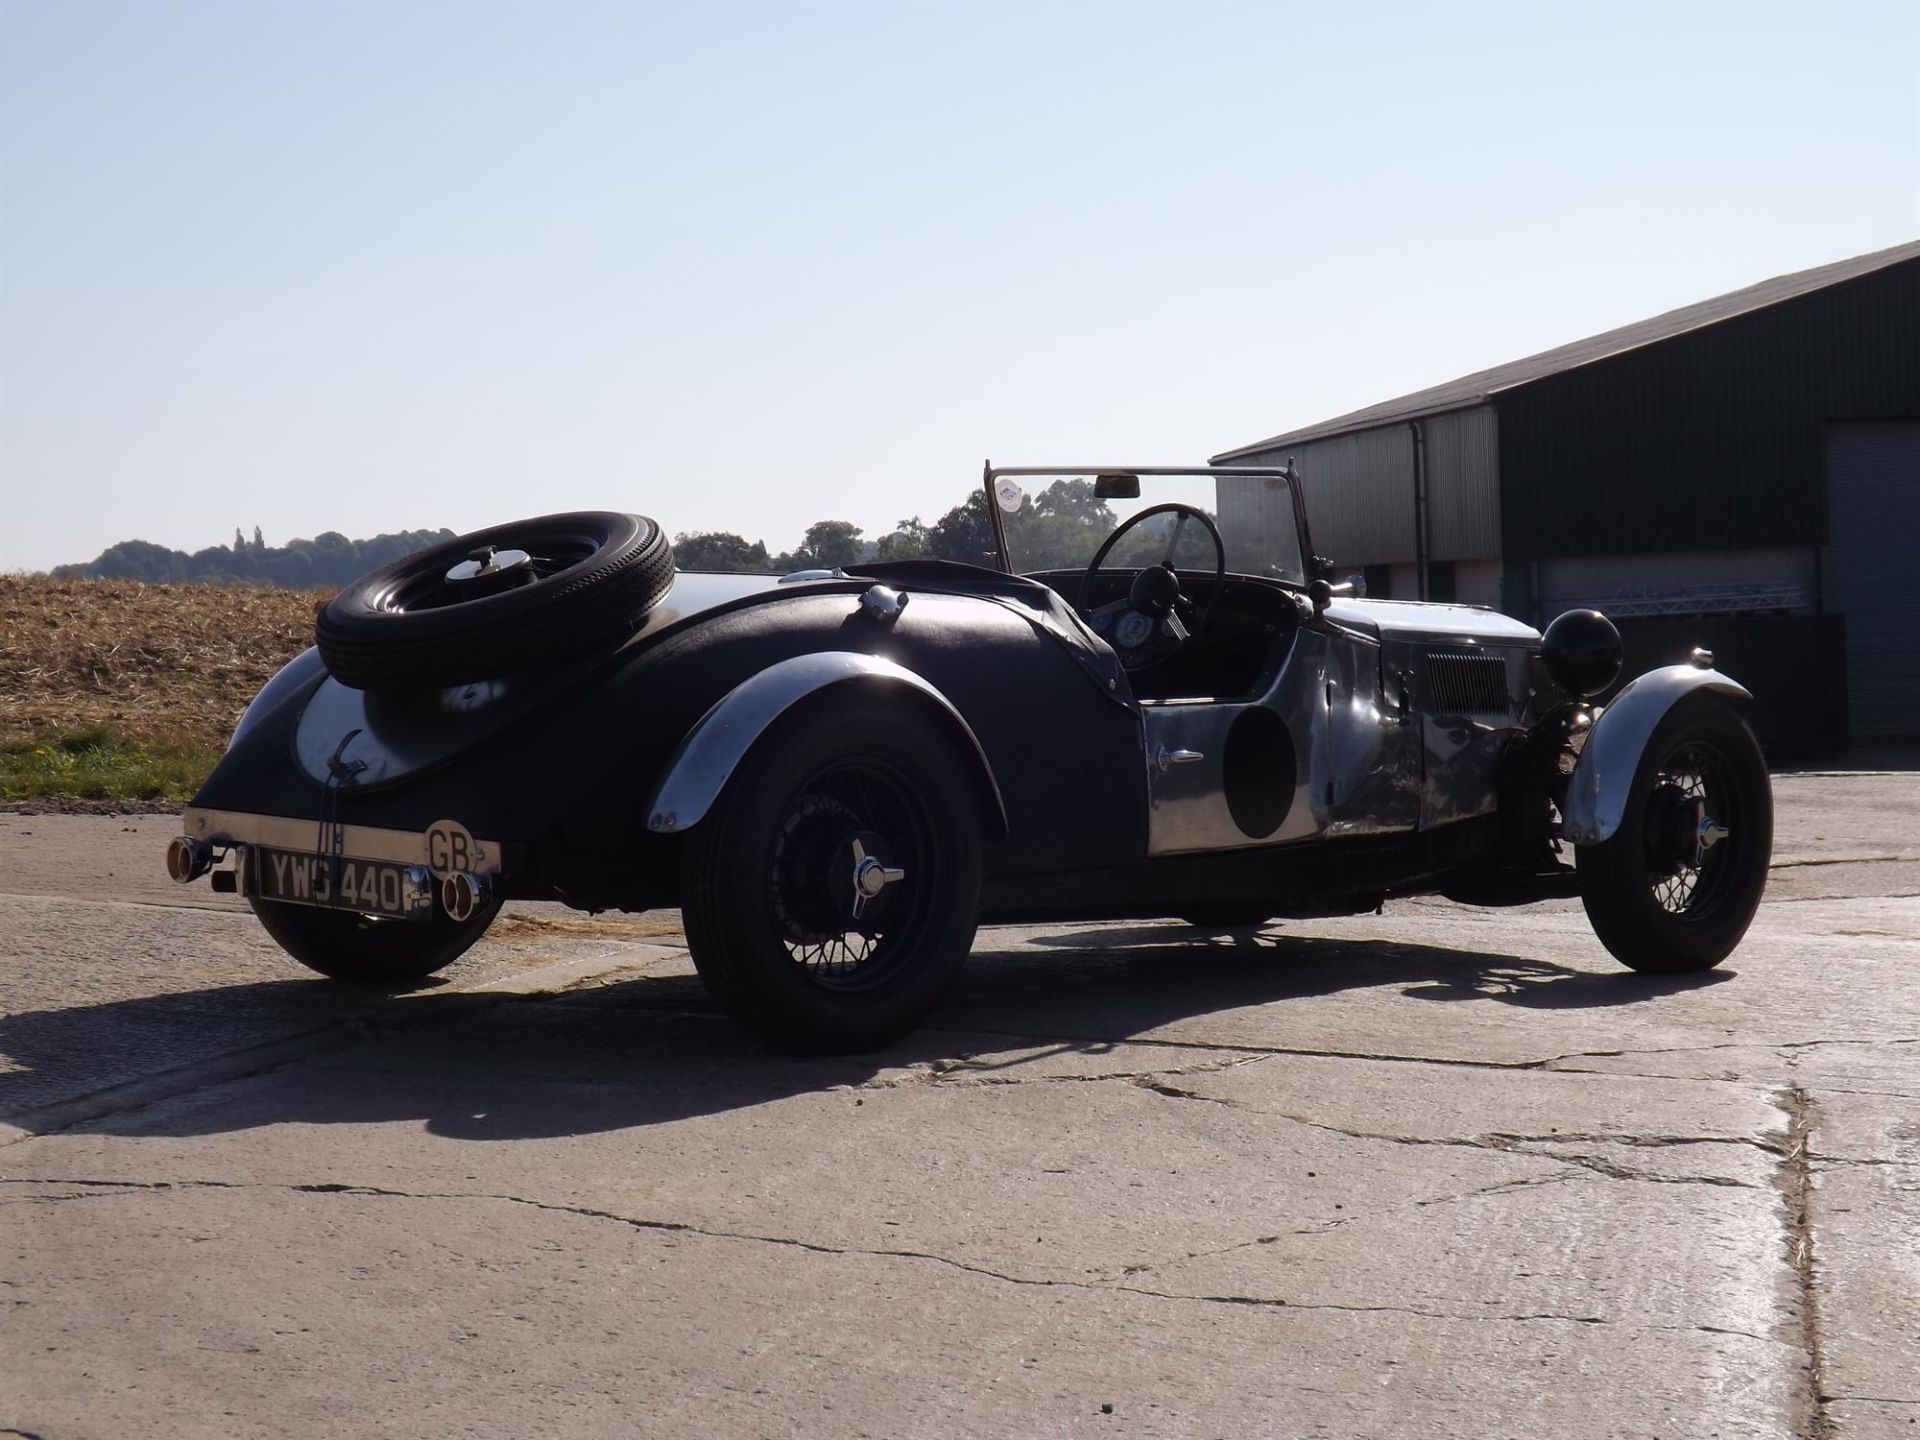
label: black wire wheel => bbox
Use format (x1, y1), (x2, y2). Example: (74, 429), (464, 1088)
(1576, 694), (1772, 974)
(248, 892), (501, 985)
(681, 695), (984, 1054)
(315, 512), (673, 691)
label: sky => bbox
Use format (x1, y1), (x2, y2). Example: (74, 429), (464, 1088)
(1, 0), (1916, 573)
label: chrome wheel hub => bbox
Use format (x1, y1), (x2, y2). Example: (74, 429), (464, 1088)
(767, 759), (930, 986)
(849, 838), (906, 920)
(1694, 812), (1730, 868)
(445, 545), (533, 585)
(1644, 741), (1737, 917)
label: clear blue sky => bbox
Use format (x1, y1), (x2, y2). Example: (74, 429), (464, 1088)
(2, 0), (1915, 572)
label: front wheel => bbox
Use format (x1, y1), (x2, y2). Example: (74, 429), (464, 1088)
(249, 894), (501, 985)
(680, 695), (983, 1054)
(1576, 696), (1771, 974)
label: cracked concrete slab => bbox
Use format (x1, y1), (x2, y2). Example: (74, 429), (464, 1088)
(0, 820), (690, 1128)
(1826, 1399), (1920, 1440)
(1805, 1088), (1920, 1164)
(927, 896), (1920, 1084)
(4, 1182), (1800, 1440)
(1811, 1165), (1920, 1420)
(1802, 1091), (1920, 1428)
(0, 1014), (1806, 1425)
(3, 769), (1918, 1437)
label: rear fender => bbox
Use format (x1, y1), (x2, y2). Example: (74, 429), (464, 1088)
(644, 652), (1010, 840)
(1562, 665), (1753, 844)
(229, 645), (328, 748)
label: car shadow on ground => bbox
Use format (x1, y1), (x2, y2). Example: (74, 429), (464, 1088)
(0, 927), (1729, 1144)
(1003, 921), (1734, 1012)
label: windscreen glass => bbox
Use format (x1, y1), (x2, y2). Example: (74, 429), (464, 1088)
(991, 472), (1306, 585)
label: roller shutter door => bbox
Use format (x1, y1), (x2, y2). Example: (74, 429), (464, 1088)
(1827, 422), (1920, 743)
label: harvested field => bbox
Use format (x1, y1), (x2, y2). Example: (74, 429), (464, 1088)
(0, 575), (323, 750)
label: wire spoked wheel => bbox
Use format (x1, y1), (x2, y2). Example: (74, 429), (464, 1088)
(315, 512), (674, 691)
(681, 695), (983, 1054)
(1578, 696), (1772, 974)
(1641, 741), (1737, 917)
(768, 758), (932, 989)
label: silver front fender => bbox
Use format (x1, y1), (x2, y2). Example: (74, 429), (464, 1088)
(644, 652), (1009, 838)
(1562, 665), (1753, 845)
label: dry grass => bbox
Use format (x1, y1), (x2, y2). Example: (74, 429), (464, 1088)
(1, 574), (325, 751)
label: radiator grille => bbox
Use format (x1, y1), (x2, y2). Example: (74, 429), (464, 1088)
(1424, 651), (1511, 716)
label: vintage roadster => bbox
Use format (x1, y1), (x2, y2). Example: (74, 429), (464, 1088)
(168, 465), (1772, 1052)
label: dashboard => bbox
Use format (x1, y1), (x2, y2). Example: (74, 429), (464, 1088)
(1032, 571), (1305, 701)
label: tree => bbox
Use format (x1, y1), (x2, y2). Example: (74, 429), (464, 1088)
(1031, 478), (1114, 529)
(673, 530), (774, 572)
(50, 526), (457, 586)
(999, 479), (1124, 571)
(875, 517), (930, 561)
(928, 492), (998, 566)
(86, 539), (189, 581)
(793, 519), (864, 570)
(262, 546), (314, 586)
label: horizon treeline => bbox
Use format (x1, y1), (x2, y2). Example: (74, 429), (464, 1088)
(675, 487), (1000, 574)
(45, 479), (1149, 586)
(676, 478), (1150, 574)
(50, 527), (462, 587)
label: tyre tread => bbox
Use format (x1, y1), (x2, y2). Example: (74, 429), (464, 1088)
(315, 512), (673, 691)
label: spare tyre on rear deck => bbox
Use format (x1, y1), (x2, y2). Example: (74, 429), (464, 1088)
(314, 511), (673, 691)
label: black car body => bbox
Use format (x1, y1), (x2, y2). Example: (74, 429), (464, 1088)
(170, 466), (1773, 1051)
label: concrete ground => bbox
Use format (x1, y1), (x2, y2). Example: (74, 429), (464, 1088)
(1, 770), (1915, 1439)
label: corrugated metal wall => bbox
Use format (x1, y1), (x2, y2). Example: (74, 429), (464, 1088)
(1224, 426), (1416, 562)
(1219, 404), (1500, 566)
(1422, 407), (1501, 559)
(1826, 422), (1920, 742)
(1497, 259), (1920, 561)
(1213, 469), (1309, 575)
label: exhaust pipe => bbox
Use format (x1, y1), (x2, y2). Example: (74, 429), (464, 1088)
(166, 836), (212, 884)
(441, 870), (489, 923)
(210, 844), (252, 895)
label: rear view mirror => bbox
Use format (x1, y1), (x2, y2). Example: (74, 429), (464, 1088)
(1093, 473), (1141, 500)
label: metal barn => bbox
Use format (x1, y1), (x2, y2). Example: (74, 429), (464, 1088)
(1212, 242), (1920, 751)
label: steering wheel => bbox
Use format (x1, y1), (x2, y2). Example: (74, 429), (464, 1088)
(1077, 503), (1227, 670)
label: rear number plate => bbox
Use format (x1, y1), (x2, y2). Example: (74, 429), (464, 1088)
(255, 848), (424, 919)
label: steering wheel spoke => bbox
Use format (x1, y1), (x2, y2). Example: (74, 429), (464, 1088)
(1075, 502), (1227, 673)
(1162, 511), (1189, 566)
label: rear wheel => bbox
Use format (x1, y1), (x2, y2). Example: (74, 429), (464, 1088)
(680, 696), (982, 1054)
(1576, 696), (1771, 973)
(249, 895), (501, 985)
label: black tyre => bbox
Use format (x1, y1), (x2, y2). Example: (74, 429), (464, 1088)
(680, 696), (983, 1054)
(1576, 695), (1771, 974)
(249, 894), (501, 984)
(315, 512), (673, 691)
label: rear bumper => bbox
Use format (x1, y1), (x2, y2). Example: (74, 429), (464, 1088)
(180, 807), (507, 878)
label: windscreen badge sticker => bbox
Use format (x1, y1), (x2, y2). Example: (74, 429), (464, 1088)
(993, 477), (1027, 513)
(425, 819), (483, 877)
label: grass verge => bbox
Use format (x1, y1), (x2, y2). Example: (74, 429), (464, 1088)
(0, 725), (220, 807)
(2, 573), (319, 807)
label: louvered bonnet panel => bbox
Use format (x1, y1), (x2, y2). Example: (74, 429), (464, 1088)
(1422, 650), (1511, 717)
